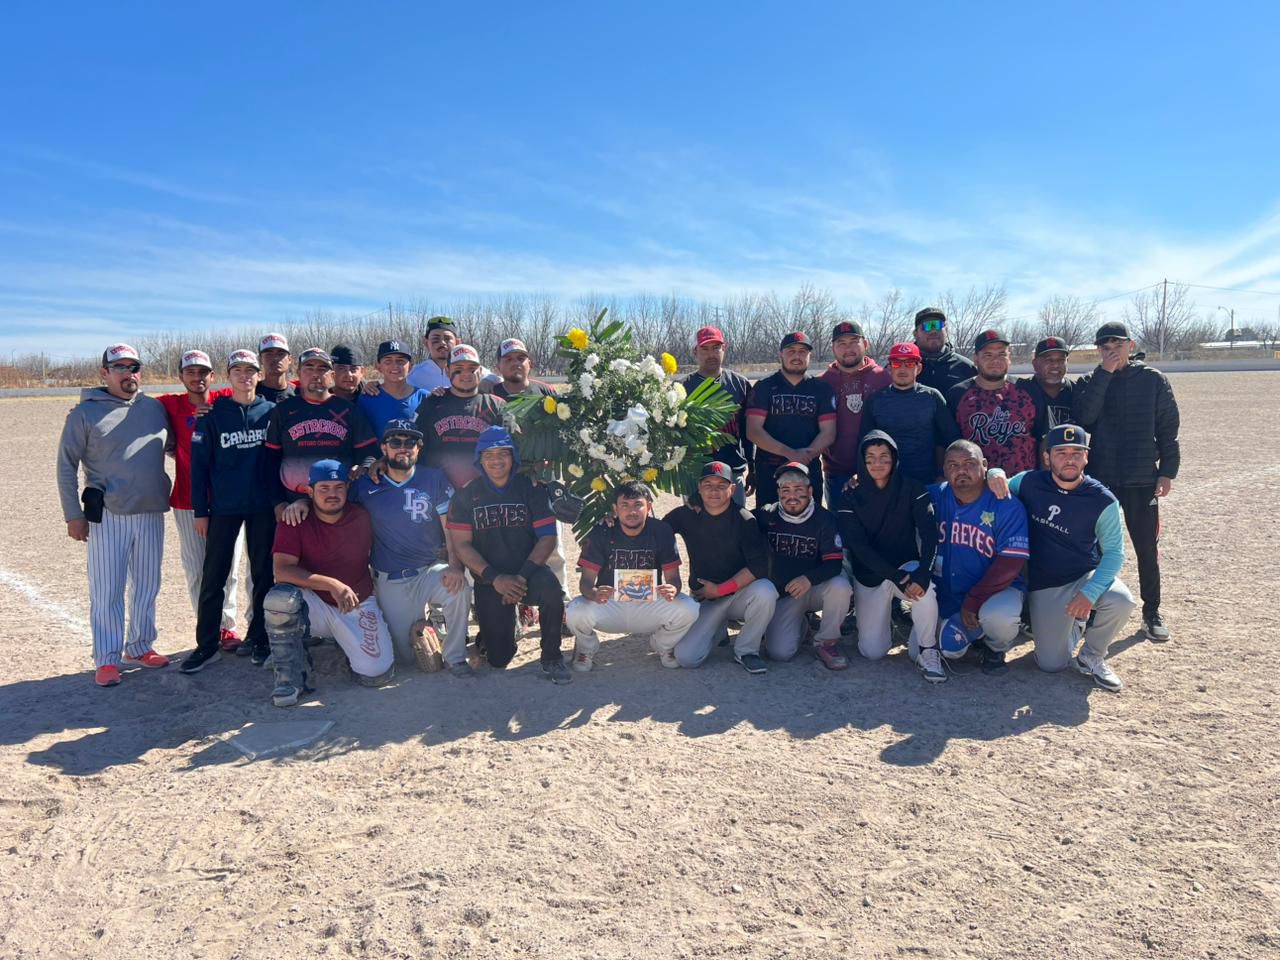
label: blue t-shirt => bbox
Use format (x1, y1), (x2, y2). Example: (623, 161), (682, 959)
(358, 386), (431, 438)
(349, 466), (452, 573)
(927, 483), (1030, 618)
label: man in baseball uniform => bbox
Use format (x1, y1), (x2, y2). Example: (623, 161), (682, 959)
(566, 480), (699, 671)
(158, 349), (242, 650)
(57, 344), (172, 686)
(989, 425), (1135, 691)
(858, 342), (959, 485)
(1018, 337), (1074, 443)
(356, 340), (430, 438)
(946, 330), (1039, 476)
(929, 439), (1030, 674)
(256, 333), (296, 404)
(263, 459), (396, 707)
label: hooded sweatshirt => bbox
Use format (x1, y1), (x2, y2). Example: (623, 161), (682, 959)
(190, 394), (277, 517)
(57, 387), (172, 520)
(835, 431), (937, 589)
(820, 357), (891, 475)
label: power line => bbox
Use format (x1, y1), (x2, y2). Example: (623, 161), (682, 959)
(1173, 281), (1280, 298)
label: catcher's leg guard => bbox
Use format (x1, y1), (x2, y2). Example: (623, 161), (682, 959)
(264, 584), (310, 699)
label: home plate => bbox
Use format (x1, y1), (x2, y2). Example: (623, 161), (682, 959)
(225, 720), (335, 760)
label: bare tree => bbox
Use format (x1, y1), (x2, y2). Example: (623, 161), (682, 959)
(938, 285), (1008, 354)
(1037, 295), (1098, 351)
(1123, 283), (1197, 359)
(860, 289), (919, 360)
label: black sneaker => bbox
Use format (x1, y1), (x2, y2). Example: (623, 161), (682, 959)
(1143, 612), (1170, 642)
(250, 643), (271, 666)
(541, 657), (572, 684)
(179, 647), (221, 674)
(976, 641), (1008, 676)
(234, 641), (254, 658)
(734, 652), (767, 675)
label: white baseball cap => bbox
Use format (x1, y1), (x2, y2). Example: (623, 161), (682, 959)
(226, 349), (260, 371)
(259, 333), (290, 353)
(102, 343), (141, 366)
(499, 337), (529, 359)
(448, 344), (481, 367)
(180, 349), (213, 371)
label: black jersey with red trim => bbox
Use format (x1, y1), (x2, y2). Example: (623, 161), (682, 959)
(446, 473), (556, 574)
(264, 394), (378, 500)
(578, 518), (681, 586)
(754, 502), (844, 590)
(746, 371), (836, 465)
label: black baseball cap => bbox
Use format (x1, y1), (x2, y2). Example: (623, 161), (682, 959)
(831, 320), (866, 342)
(915, 307), (946, 327)
(378, 339), (413, 360)
(426, 316), (455, 333)
(330, 344), (361, 366)
(973, 329), (1009, 352)
(699, 461), (734, 483)
(779, 331), (812, 351)
(1094, 321), (1132, 344)
(382, 418), (424, 440)
(1046, 424), (1090, 450)
(773, 460), (811, 481)
(1034, 336), (1071, 357)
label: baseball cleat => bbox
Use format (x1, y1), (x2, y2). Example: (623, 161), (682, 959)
(1075, 648), (1123, 692)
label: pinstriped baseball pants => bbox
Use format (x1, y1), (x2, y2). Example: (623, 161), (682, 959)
(87, 508), (164, 667)
(173, 508), (240, 631)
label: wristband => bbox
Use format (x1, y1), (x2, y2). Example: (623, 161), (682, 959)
(479, 565), (497, 585)
(716, 580), (740, 598)
(518, 560), (541, 581)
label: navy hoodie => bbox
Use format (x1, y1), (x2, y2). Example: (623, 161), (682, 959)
(191, 394), (277, 517)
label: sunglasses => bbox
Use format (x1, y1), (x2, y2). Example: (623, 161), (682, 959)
(109, 363), (141, 374)
(918, 319), (944, 332)
(889, 359), (920, 369)
(384, 437), (420, 449)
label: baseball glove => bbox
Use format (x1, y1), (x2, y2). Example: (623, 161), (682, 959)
(410, 619), (444, 673)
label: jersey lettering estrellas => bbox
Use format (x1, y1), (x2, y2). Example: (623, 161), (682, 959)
(264, 395), (379, 496)
(350, 466), (453, 574)
(746, 371), (836, 468)
(1010, 470), (1124, 599)
(271, 505), (375, 607)
(445, 474), (556, 574)
(754, 503), (844, 591)
(947, 379), (1039, 474)
(927, 484), (1030, 618)
(578, 518), (681, 586)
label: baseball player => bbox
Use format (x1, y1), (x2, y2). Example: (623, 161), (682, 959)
(487, 337), (558, 399)
(857, 342), (959, 485)
(181, 349), (277, 673)
(663, 462), (778, 673)
(913, 307), (978, 396)
(989, 424), (1135, 691)
(819, 320), (890, 506)
(263, 459), (396, 707)
(946, 330), (1039, 475)
(415, 344), (506, 489)
(755, 462), (852, 669)
(158, 349), (242, 650)
(566, 480), (699, 671)
(680, 326), (755, 505)
(256, 333), (296, 403)
(1017, 337), (1074, 442)
(356, 340), (430, 437)
(929, 439), (1030, 674)
(329, 344), (365, 401)
(57, 344), (172, 686)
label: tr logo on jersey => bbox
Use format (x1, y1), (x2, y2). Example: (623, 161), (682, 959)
(403, 489), (433, 523)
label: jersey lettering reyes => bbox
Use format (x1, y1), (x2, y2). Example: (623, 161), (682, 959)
(769, 393), (818, 417)
(609, 546), (657, 570)
(766, 530), (819, 559)
(939, 519), (996, 559)
(472, 502), (529, 529)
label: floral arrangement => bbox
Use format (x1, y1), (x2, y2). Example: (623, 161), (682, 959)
(503, 310), (740, 538)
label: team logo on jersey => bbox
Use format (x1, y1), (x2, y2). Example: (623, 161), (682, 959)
(403, 488), (433, 523)
(845, 393), (863, 414)
(1047, 505), (1061, 523)
(980, 511), (995, 527)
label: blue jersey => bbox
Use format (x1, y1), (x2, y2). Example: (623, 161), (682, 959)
(1009, 470), (1125, 600)
(358, 386), (431, 438)
(349, 466), (452, 573)
(928, 484), (1030, 617)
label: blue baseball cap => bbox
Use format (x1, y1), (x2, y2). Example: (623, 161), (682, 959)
(1046, 424), (1090, 450)
(308, 459), (346, 486)
(938, 613), (983, 656)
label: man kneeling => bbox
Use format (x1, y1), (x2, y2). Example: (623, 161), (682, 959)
(264, 459), (395, 706)
(566, 481), (699, 671)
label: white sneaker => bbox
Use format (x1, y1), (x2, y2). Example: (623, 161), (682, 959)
(915, 646), (947, 684)
(1075, 647), (1122, 692)
(572, 650), (594, 673)
(659, 650), (680, 669)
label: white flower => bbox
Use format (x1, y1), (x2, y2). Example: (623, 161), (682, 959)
(607, 456), (626, 472)
(577, 372), (595, 400)
(568, 463), (584, 478)
(638, 355), (664, 381)
(584, 352), (601, 371)
(677, 410), (687, 427)
(587, 443), (608, 460)
(578, 428), (592, 443)
(638, 449), (653, 466)
(624, 434), (646, 452)
(557, 402), (572, 421)
(671, 382), (686, 401)
(665, 414), (678, 427)
(609, 358), (632, 372)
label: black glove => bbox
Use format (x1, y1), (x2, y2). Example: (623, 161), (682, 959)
(545, 480), (584, 524)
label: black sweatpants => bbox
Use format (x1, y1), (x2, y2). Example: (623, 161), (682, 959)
(472, 565), (565, 668)
(195, 511), (276, 653)
(1113, 484), (1161, 618)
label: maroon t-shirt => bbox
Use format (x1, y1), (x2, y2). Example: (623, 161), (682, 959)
(272, 505), (374, 607)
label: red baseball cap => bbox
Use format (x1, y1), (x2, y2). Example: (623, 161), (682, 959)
(888, 342), (922, 362)
(695, 326), (725, 347)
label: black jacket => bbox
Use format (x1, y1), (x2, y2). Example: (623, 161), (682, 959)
(918, 347), (977, 397)
(1071, 360), (1180, 487)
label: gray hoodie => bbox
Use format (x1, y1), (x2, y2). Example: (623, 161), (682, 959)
(57, 388), (172, 520)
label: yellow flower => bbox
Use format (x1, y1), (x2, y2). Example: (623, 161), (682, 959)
(567, 328), (589, 350)
(590, 476), (608, 493)
(642, 467), (659, 483)
(542, 395), (558, 414)
(660, 352), (678, 375)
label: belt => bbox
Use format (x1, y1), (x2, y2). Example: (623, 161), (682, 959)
(381, 566), (427, 582)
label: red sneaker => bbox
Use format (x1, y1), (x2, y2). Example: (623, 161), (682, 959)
(219, 628), (243, 652)
(518, 605), (540, 630)
(815, 641), (849, 671)
(122, 650), (170, 669)
(95, 665), (122, 686)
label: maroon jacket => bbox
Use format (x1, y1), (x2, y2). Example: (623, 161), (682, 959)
(820, 358), (891, 476)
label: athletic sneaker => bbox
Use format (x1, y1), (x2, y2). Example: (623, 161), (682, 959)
(123, 650), (170, 668)
(814, 641), (849, 671)
(447, 660), (476, 679)
(659, 650), (680, 669)
(1144, 612), (1170, 642)
(219, 628), (242, 652)
(541, 657), (572, 684)
(572, 650), (594, 673)
(95, 665), (121, 687)
(915, 646), (947, 684)
(519, 605), (540, 630)
(1076, 647), (1123, 692)
(272, 684), (301, 708)
(975, 641), (1008, 676)
(179, 647), (221, 674)
(250, 644), (271, 667)
(735, 652), (767, 675)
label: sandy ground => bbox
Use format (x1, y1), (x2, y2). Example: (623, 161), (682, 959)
(1, 373), (1277, 960)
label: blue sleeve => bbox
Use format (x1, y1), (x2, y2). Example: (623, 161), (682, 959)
(995, 498), (1030, 559)
(1081, 500), (1126, 602)
(1007, 471), (1027, 496)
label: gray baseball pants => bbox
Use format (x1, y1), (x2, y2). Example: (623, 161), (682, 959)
(1028, 575), (1136, 672)
(674, 579), (778, 667)
(763, 575), (852, 660)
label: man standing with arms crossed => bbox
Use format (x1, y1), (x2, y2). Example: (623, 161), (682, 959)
(158, 349), (242, 651)
(819, 320), (890, 506)
(914, 307), (978, 396)
(681, 326), (755, 504)
(746, 331), (837, 508)
(988, 425), (1135, 691)
(947, 330), (1039, 476)
(57, 344), (172, 686)
(1071, 321), (1180, 641)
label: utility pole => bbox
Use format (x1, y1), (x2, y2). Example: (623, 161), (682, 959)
(1158, 278), (1168, 359)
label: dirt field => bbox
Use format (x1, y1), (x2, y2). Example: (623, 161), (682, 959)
(1, 373), (1277, 960)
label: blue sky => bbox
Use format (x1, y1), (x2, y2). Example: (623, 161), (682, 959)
(2, 2), (1278, 358)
